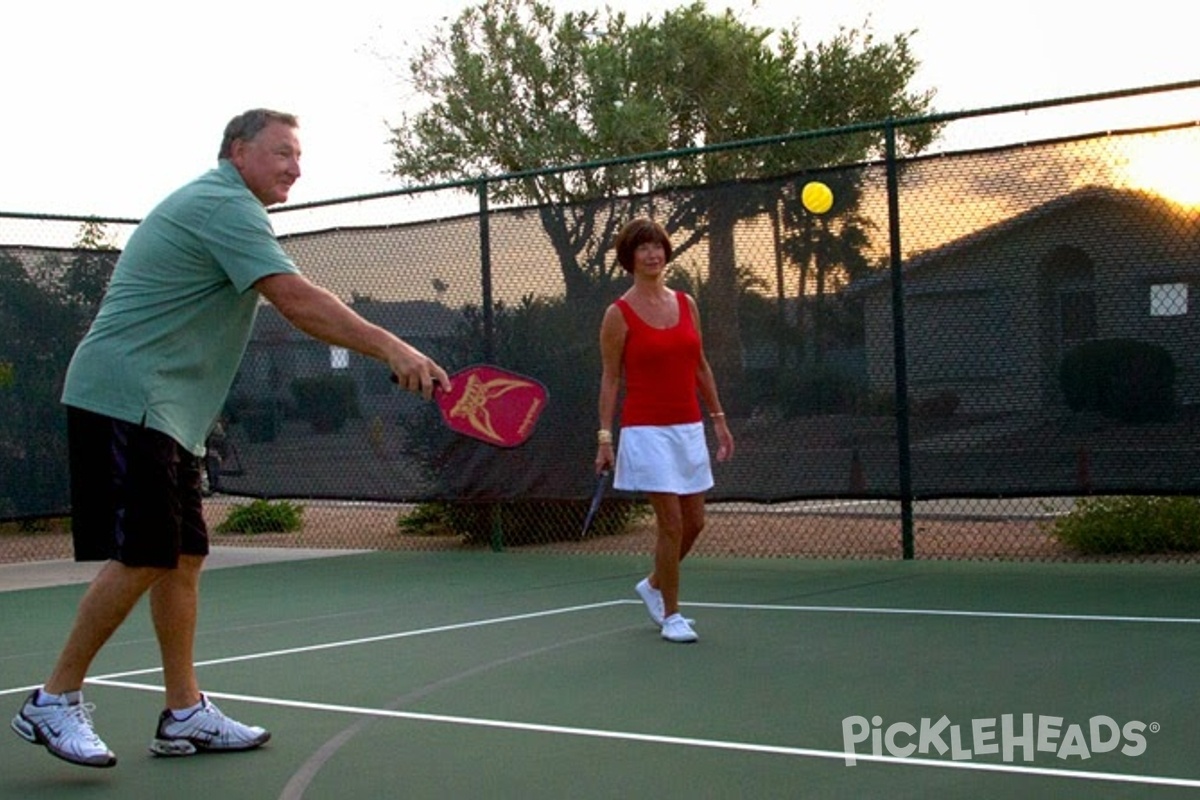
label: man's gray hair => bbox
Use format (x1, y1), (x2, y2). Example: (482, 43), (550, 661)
(218, 109), (299, 159)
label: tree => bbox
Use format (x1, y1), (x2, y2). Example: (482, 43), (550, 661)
(388, 0), (937, 397)
(0, 250), (78, 515)
(0, 220), (117, 517)
(63, 219), (118, 320)
(780, 172), (875, 366)
(391, 0), (635, 303)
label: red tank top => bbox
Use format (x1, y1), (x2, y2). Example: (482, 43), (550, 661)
(616, 291), (703, 426)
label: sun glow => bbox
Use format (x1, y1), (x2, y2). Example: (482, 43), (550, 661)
(1117, 129), (1200, 208)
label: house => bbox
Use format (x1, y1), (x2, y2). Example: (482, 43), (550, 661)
(229, 299), (463, 409)
(854, 187), (1200, 416)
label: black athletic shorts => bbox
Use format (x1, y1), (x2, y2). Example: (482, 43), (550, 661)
(67, 406), (209, 568)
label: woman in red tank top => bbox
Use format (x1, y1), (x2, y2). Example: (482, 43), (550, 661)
(595, 217), (734, 643)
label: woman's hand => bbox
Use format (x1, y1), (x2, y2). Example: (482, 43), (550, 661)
(714, 419), (735, 462)
(595, 442), (614, 474)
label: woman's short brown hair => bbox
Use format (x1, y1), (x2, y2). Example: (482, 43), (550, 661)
(614, 217), (673, 272)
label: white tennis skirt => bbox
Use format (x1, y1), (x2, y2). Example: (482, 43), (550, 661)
(613, 422), (713, 495)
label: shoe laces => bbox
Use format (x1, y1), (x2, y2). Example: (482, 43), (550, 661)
(185, 700), (235, 731)
(64, 702), (105, 745)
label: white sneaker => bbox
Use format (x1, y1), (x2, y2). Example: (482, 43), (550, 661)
(635, 578), (666, 625)
(10, 689), (117, 768)
(635, 579), (695, 627)
(149, 694), (270, 756)
(661, 613), (698, 643)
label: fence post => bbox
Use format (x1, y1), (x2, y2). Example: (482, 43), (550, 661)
(477, 178), (505, 551)
(849, 447), (866, 493)
(477, 178), (495, 364)
(885, 122), (916, 559)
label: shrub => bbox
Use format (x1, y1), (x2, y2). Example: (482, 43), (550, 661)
(215, 499), (304, 534)
(1059, 339), (1175, 423)
(0, 516), (68, 535)
(226, 396), (279, 443)
(396, 503), (457, 536)
(778, 365), (864, 417)
(856, 389), (896, 417)
(398, 499), (649, 546)
(911, 390), (960, 419)
(290, 374), (361, 433)
(1047, 495), (1200, 555)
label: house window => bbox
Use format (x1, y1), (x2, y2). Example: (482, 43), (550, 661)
(1150, 283), (1188, 317)
(1060, 290), (1096, 341)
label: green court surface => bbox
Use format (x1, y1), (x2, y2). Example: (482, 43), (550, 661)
(2, 553), (1199, 799)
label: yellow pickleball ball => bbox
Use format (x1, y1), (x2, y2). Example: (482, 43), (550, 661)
(801, 181), (833, 214)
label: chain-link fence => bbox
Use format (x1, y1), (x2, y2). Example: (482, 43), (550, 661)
(3, 81), (1199, 563)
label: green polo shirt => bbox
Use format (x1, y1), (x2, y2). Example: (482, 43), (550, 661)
(62, 160), (300, 454)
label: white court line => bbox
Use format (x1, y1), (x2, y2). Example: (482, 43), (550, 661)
(0, 601), (629, 697)
(712, 500), (885, 513)
(709, 499), (1073, 518)
(113, 600), (634, 679)
(6, 600), (1199, 789)
(86, 678), (1200, 790)
(3, 600), (1196, 697)
(683, 602), (1200, 625)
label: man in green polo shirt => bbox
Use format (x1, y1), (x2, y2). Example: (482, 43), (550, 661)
(10, 109), (451, 768)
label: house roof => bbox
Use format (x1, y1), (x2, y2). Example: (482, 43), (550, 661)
(252, 299), (462, 342)
(846, 186), (1197, 296)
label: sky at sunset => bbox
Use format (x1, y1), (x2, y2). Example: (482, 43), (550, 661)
(2, 0), (1196, 218)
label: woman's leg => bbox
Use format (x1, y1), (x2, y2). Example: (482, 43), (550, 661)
(678, 492), (706, 561)
(647, 493), (684, 617)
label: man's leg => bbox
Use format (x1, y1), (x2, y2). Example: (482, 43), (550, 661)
(150, 554), (204, 710)
(145, 445), (270, 758)
(13, 408), (148, 767)
(44, 562), (165, 695)
(12, 560), (161, 768)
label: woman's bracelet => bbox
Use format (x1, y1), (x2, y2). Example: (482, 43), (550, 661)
(710, 412), (726, 418)
(597, 429), (613, 445)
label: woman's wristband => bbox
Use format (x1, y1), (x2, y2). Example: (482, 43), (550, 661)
(597, 429), (613, 445)
(710, 412), (726, 418)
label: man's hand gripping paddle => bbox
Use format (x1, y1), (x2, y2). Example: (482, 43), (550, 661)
(393, 364), (548, 448)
